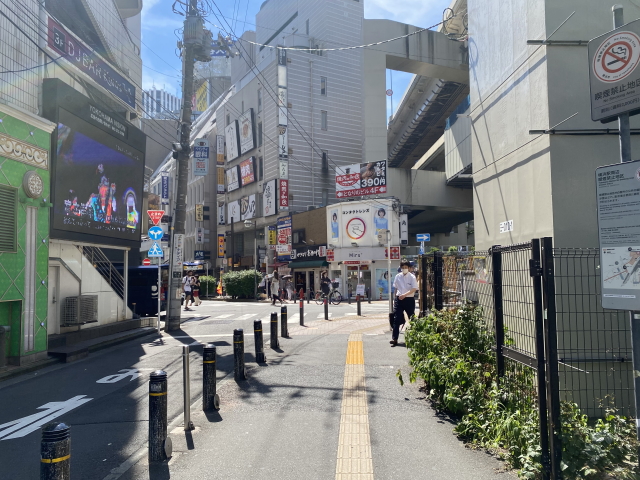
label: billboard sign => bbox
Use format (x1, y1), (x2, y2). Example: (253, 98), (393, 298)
(335, 161), (387, 198)
(238, 109), (255, 155)
(216, 135), (225, 165)
(224, 121), (239, 161)
(217, 166), (225, 194)
(195, 204), (203, 222)
(589, 20), (640, 121)
(192, 138), (209, 176)
(596, 160), (640, 310)
(239, 157), (256, 187)
(228, 200), (240, 223)
(218, 201), (225, 225)
(217, 234), (225, 258)
(195, 81), (209, 112)
(277, 214), (292, 261)
(241, 194), (256, 220)
(263, 179), (277, 217)
(226, 165), (240, 192)
(268, 225), (276, 245)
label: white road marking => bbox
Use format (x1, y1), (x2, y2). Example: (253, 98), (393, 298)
(317, 313), (333, 319)
(214, 314), (233, 319)
(237, 314), (254, 320)
(0, 396), (93, 440)
(96, 369), (140, 384)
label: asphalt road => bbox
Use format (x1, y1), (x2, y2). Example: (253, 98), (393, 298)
(0, 299), (388, 480)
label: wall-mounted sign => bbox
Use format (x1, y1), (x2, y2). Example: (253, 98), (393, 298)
(224, 120), (239, 161)
(218, 201), (225, 225)
(196, 227), (205, 243)
(499, 220), (514, 233)
(241, 194), (256, 220)
(195, 204), (204, 222)
(218, 234), (225, 258)
(279, 160), (289, 179)
(400, 213), (408, 245)
(226, 165), (240, 192)
(238, 109), (255, 155)
(193, 138), (209, 176)
(335, 161), (387, 198)
(240, 157), (256, 187)
(263, 179), (277, 217)
(161, 171), (169, 205)
(279, 179), (289, 210)
(216, 135), (225, 165)
(291, 245), (327, 260)
(47, 17), (135, 108)
(217, 166), (225, 194)
(228, 200), (240, 224)
(268, 225), (276, 245)
(277, 214), (292, 261)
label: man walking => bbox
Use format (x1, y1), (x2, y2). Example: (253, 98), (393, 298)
(182, 270), (194, 311)
(391, 260), (418, 347)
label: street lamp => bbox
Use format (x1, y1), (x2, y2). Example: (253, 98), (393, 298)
(244, 219), (258, 300)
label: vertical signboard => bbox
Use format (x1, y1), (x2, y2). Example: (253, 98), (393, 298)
(263, 179), (277, 217)
(268, 225), (276, 246)
(400, 213), (408, 245)
(217, 167), (225, 194)
(193, 138), (209, 176)
(228, 200), (240, 224)
(277, 46), (289, 175)
(161, 171), (169, 205)
(195, 81), (209, 112)
(218, 201), (225, 225)
(216, 135), (225, 165)
(238, 109), (255, 154)
(241, 194), (256, 220)
(195, 204), (204, 222)
(172, 234), (184, 276)
(279, 179), (289, 211)
(218, 233), (225, 258)
(596, 160), (640, 309)
(196, 227), (205, 243)
(277, 214), (292, 261)
(239, 157), (256, 186)
(226, 165), (240, 192)
(224, 120), (240, 161)
(279, 160), (289, 179)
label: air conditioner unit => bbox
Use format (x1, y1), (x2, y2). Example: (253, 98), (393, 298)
(62, 295), (98, 326)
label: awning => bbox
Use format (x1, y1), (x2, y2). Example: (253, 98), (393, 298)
(288, 260), (329, 269)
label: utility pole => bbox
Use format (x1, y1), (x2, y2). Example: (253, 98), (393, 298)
(166, 0), (212, 331)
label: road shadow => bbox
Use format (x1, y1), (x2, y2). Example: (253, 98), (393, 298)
(204, 409), (223, 423)
(148, 461), (171, 480)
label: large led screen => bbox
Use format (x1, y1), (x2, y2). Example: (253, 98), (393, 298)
(52, 108), (144, 246)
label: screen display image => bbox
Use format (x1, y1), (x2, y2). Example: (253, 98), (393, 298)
(53, 109), (144, 244)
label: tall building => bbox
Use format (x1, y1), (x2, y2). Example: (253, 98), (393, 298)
(142, 88), (182, 119)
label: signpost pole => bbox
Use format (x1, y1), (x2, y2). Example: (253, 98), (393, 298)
(613, 4), (640, 465)
(157, 257), (162, 333)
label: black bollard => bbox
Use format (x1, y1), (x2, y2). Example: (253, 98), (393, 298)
(368, 288), (371, 304)
(307, 290), (310, 304)
(254, 320), (266, 363)
(203, 344), (220, 411)
(357, 295), (362, 316)
(149, 370), (171, 462)
(270, 311), (279, 349)
(299, 299), (304, 326)
(281, 305), (288, 338)
(324, 297), (329, 320)
(233, 329), (246, 381)
(40, 422), (70, 480)
(348, 292), (351, 304)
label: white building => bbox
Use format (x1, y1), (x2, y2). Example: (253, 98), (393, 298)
(142, 88), (182, 119)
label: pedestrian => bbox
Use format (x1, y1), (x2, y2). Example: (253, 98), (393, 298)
(390, 260), (418, 347)
(285, 278), (293, 302)
(270, 271), (281, 305)
(182, 270), (194, 311)
(192, 274), (201, 306)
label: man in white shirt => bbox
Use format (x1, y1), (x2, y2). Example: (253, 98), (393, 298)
(182, 270), (194, 311)
(391, 260), (418, 346)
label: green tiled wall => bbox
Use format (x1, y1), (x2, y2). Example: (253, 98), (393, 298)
(0, 111), (50, 358)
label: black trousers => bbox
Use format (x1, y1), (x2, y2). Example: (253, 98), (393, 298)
(392, 296), (415, 341)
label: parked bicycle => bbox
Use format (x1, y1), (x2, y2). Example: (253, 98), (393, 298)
(315, 282), (342, 305)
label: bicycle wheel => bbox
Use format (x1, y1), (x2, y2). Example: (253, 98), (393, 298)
(315, 292), (324, 305)
(330, 291), (342, 305)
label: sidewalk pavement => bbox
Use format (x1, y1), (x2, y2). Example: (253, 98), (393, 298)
(116, 314), (515, 480)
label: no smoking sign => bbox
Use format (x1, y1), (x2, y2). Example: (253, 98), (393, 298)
(593, 31), (640, 82)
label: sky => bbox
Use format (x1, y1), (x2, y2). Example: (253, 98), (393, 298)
(140, 0), (455, 119)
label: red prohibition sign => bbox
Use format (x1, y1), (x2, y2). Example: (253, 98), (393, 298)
(602, 41), (633, 73)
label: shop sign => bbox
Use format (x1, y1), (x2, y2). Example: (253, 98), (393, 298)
(279, 179), (289, 210)
(216, 135), (225, 165)
(326, 249), (334, 261)
(240, 157), (256, 186)
(192, 138), (209, 176)
(263, 179), (277, 217)
(195, 204), (204, 222)
(217, 234), (225, 258)
(226, 165), (240, 192)
(225, 121), (240, 161)
(343, 260), (372, 265)
(291, 245), (327, 260)
(335, 161), (387, 198)
(332, 246), (389, 262)
(268, 225), (277, 244)
(385, 246), (401, 260)
(277, 214), (292, 261)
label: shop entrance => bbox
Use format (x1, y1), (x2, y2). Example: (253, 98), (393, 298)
(295, 272), (306, 296)
(346, 266), (371, 299)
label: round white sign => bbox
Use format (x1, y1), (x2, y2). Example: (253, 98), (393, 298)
(593, 30), (640, 83)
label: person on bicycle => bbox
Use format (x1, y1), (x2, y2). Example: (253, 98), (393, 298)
(320, 272), (331, 296)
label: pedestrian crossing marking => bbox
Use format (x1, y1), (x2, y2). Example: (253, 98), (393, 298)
(317, 313), (333, 319)
(237, 314), (253, 320)
(214, 314), (233, 319)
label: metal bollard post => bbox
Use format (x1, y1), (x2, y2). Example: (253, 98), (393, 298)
(299, 300), (304, 326)
(368, 288), (371, 304)
(233, 329), (246, 380)
(281, 305), (288, 338)
(203, 344), (220, 410)
(149, 370), (171, 462)
(324, 297), (329, 320)
(254, 320), (266, 363)
(357, 295), (362, 316)
(307, 290), (310, 305)
(348, 292), (351, 304)
(270, 312), (279, 349)
(182, 346), (194, 430)
(40, 422), (70, 480)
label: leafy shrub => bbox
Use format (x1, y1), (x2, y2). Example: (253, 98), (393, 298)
(222, 270), (262, 299)
(198, 276), (216, 297)
(402, 305), (639, 479)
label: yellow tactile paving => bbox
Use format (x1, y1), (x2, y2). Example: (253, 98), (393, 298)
(335, 333), (374, 479)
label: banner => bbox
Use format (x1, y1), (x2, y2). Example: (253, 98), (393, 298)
(218, 234), (225, 258)
(228, 200), (240, 223)
(279, 179), (289, 210)
(218, 201), (225, 225)
(161, 171), (169, 205)
(336, 161), (387, 198)
(216, 135), (225, 165)
(241, 194), (256, 220)
(268, 225), (276, 245)
(192, 138), (209, 176)
(226, 165), (240, 192)
(263, 179), (277, 217)
(276, 214), (292, 261)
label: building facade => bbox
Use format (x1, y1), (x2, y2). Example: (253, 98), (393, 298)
(142, 88), (182, 120)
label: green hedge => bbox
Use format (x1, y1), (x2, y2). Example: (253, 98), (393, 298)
(400, 305), (639, 479)
(198, 276), (217, 297)
(222, 270), (262, 299)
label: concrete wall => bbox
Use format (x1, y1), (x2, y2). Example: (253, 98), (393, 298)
(468, 0), (552, 249)
(292, 207), (327, 246)
(445, 107), (472, 179)
(386, 168), (472, 208)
